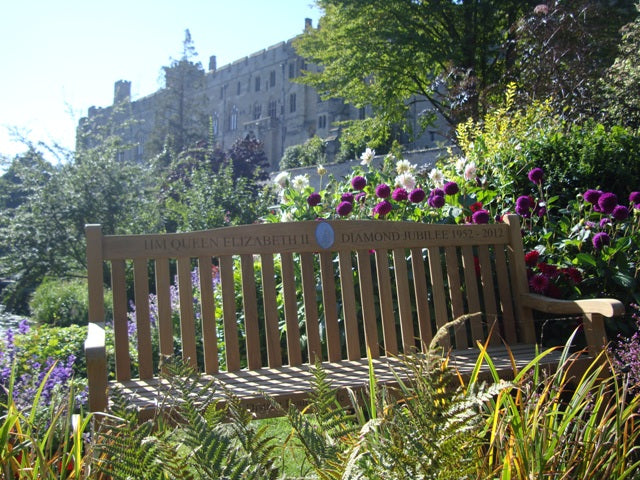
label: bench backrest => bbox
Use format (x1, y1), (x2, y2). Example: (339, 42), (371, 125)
(86, 215), (535, 381)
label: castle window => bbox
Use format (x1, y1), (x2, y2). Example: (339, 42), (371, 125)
(359, 107), (366, 120)
(318, 115), (327, 129)
(289, 63), (295, 79)
(212, 113), (219, 135)
(268, 100), (277, 119)
(255, 76), (261, 92)
(289, 93), (297, 113)
(253, 103), (262, 120)
(270, 70), (276, 87)
(137, 135), (144, 158)
(230, 106), (238, 131)
(237, 82), (241, 95)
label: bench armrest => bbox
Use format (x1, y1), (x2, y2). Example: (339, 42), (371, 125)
(520, 292), (624, 355)
(85, 322), (108, 412)
(520, 293), (624, 318)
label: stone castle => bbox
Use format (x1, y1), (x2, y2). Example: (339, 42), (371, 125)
(77, 19), (439, 169)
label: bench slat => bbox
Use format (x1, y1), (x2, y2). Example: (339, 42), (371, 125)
(133, 258), (154, 379)
(111, 259), (131, 381)
(198, 256), (219, 374)
(282, 252), (303, 366)
(261, 254), (282, 368)
(410, 248), (432, 349)
(477, 246), (500, 345)
(494, 247), (517, 345)
(445, 246), (469, 349)
(375, 250), (398, 355)
(320, 252), (341, 362)
(154, 258), (174, 362)
(241, 253), (262, 369)
(461, 245), (484, 343)
(300, 252), (322, 363)
(393, 248), (416, 353)
(219, 255), (241, 371)
(356, 249), (380, 358)
(177, 257), (198, 368)
(339, 250), (361, 361)
(427, 246), (450, 349)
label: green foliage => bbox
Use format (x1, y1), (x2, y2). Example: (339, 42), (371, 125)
(94, 358), (281, 479)
(601, 4), (640, 129)
(29, 278), (89, 327)
(469, 332), (640, 478)
(280, 135), (327, 169)
(12, 324), (88, 378)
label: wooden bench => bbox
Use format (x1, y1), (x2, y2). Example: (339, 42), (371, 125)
(85, 215), (624, 418)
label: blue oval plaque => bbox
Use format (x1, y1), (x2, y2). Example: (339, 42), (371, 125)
(315, 222), (335, 249)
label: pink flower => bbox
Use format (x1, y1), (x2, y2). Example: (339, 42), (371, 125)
(525, 251), (540, 267)
(409, 188), (426, 203)
(528, 167), (544, 184)
(472, 210), (490, 224)
(373, 200), (392, 217)
(392, 188), (408, 201)
(375, 183), (391, 198)
(307, 192), (321, 207)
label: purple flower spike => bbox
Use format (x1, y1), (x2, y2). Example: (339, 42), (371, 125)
(375, 183), (391, 198)
(307, 192), (321, 207)
(355, 192), (367, 203)
(336, 201), (353, 216)
(392, 188), (408, 201)
(528, 167), (544, 184)
(598, 192), (618, 214)
(629, 191), (640, 206)
(592, 231), (611, 250)
(443, 181), (459, 195)
(584, 189), (602, 205)
(373, 200), (392, 217)
(612, 205), (629, 221)
(409, 188), (426, 203)
(472, 209), (490, 224)
(516, 195), (531, 210)
(351, 176), (367, 190)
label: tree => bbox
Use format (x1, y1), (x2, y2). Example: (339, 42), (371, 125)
(227, 133), (270, 183)
(146, 30), (210, 159)
(294, 0), (538, 144)
(508, 0), (637, 122)
(600, 4), (640, 129)
(0, 141), (161, 313)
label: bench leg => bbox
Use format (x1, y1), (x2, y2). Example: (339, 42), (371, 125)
(583, 313), (607, 357)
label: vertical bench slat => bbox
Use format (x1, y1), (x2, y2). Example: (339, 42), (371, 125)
(177, 257), (198, 368)
(281, 252), (303, 366)
(505, 215), (537, 344)
(339, 250), (361, 361)
(461, 246), (484, 343)
(393, 248), (416, 352)
(494, 247), (517, 345)
(445, 246), (468, 349)
(375, 250), (398, 355)
(427, 246), (450, 349)
(111, 259), (130, 381)
(198, 257), (219, 374)
(300, 252), (322, 363)
(154, 258), (174, 361)
(219, 255), (241, 371)
(410, 248), (432, 350)
(320, 252), (341, 362)
(477, 245), (500, 345)
(356, 249), (380, 358)
(133, 258), (154, 379)
(261, 254), (282, 368)
(241, 254), (262, 369)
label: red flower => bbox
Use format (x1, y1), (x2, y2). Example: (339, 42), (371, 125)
(529, 274), (550, 293)
(469, 201), (483, 213)
(524, 251), (540, 267)
(538, 262), (559, 278)
(562, 267), (582, 284)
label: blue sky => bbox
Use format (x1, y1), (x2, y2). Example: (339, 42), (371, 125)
(0, 1), (321, 161)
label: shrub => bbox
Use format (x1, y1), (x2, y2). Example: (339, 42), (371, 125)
(29, 278), (95, 327)
(280, 135), (326, 169)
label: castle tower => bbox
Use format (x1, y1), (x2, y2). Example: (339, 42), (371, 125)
(113, 80), (131, 104)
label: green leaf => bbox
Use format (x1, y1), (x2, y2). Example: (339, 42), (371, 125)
(575, 253), (597, 268)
